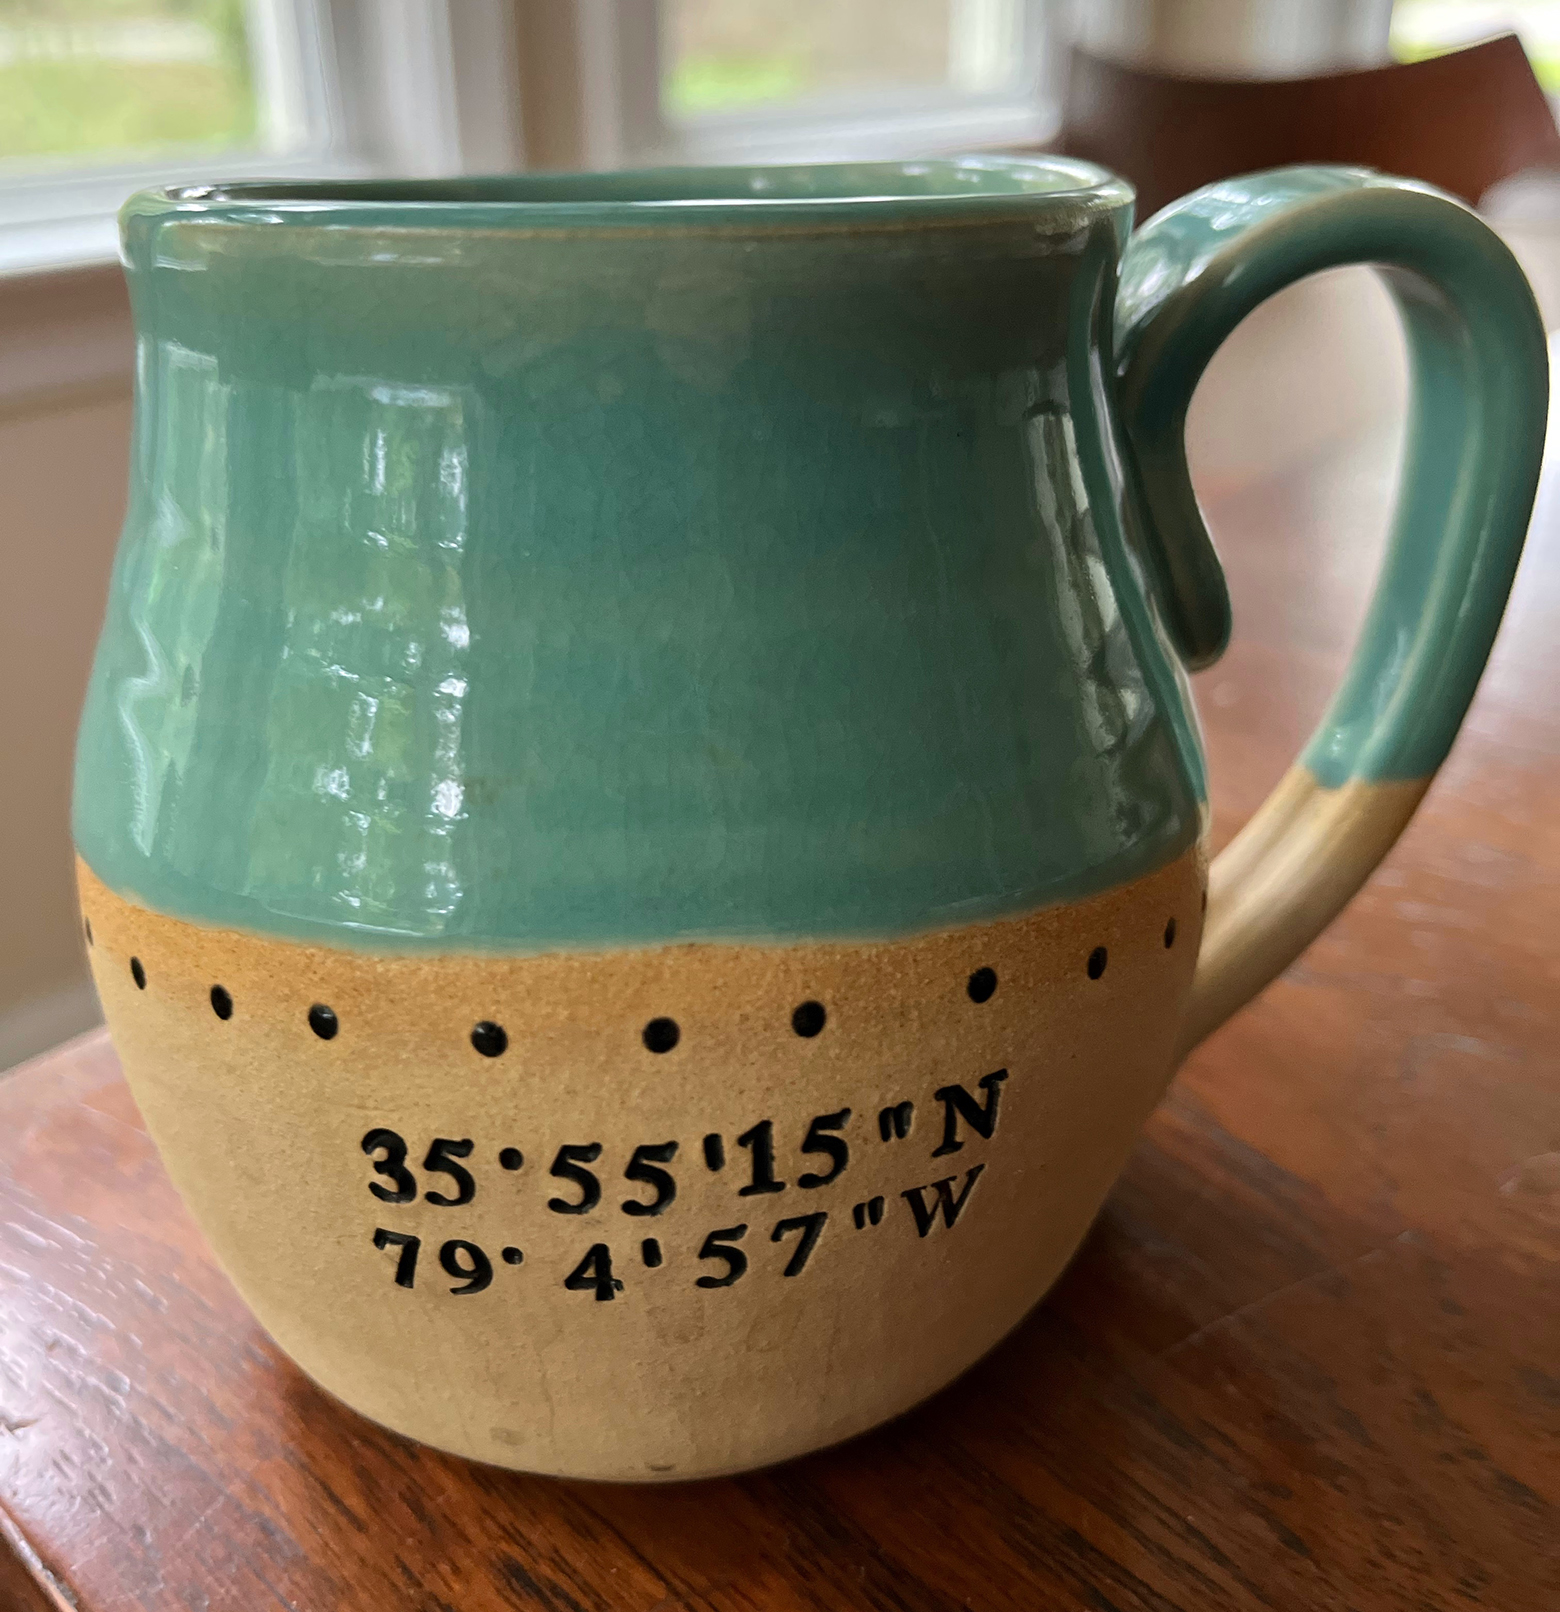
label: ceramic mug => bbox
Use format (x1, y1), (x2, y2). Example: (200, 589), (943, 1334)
(75, 159), (1546, 1481)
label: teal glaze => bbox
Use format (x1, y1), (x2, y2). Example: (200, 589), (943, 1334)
(73, 159), (1544, 951)
(1116, 165), (1548, 785)
(77, 158), (1207, 949)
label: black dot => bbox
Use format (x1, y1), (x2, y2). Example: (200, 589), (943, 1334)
(501, 1246), (524, 1265)
(1164, 917), (1177, 949)
(967, 966), (997, 1004)
(1087, 946), (1108, 980)
(210, 985), (233, 1020)
(308, 1003), (338, 1040)
(791, 999), (826, 1037)
(499, 1147), (524, 1172)
(471, 1020), (507, 1058)
(641, 1237), (664, 1269)
(643, 1016), (679, 1054)
(84, 918), (93, 947)
(130, 956), (146, 990)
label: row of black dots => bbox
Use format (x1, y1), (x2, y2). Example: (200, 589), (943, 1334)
(107, 914), (1183, 1052)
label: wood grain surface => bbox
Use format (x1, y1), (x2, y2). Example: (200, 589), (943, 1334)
(2, 393), (1557, 1607)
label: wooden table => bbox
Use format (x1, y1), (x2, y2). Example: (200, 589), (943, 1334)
(3, 384), (1557, 1611)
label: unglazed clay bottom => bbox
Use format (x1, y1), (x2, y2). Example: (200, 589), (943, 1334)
(79, 849), (1203, 1481)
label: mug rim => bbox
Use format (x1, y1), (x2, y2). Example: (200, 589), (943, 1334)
(125, 156), (1134, 236)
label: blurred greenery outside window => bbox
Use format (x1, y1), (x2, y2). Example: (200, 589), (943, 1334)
(1391, 0), (1560, 92)
(660, 0), (1037, 121)
(0, 0), (257, 169)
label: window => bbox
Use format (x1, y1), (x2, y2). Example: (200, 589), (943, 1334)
(0, 0), (328, 170)
(600, 0), (1061, 166)
(661, 0), (1052, 142)
(0, 0), (337, 268)
(0, 0), (521, 274)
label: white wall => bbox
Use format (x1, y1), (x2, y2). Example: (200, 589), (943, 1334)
(0, 267), (131, 1070)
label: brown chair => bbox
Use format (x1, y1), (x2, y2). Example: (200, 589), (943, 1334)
(1056, 32), (1560, 218)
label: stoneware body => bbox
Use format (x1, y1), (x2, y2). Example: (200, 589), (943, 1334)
(75, 159), (1546, 1481)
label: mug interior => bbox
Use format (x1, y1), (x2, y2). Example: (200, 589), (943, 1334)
(151, 157), (1130, 222)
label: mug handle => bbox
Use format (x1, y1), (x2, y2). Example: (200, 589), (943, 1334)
(1113, 166), (1548, 1054)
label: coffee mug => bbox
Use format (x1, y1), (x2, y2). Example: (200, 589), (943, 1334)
(75, 159), (1545, 1481)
